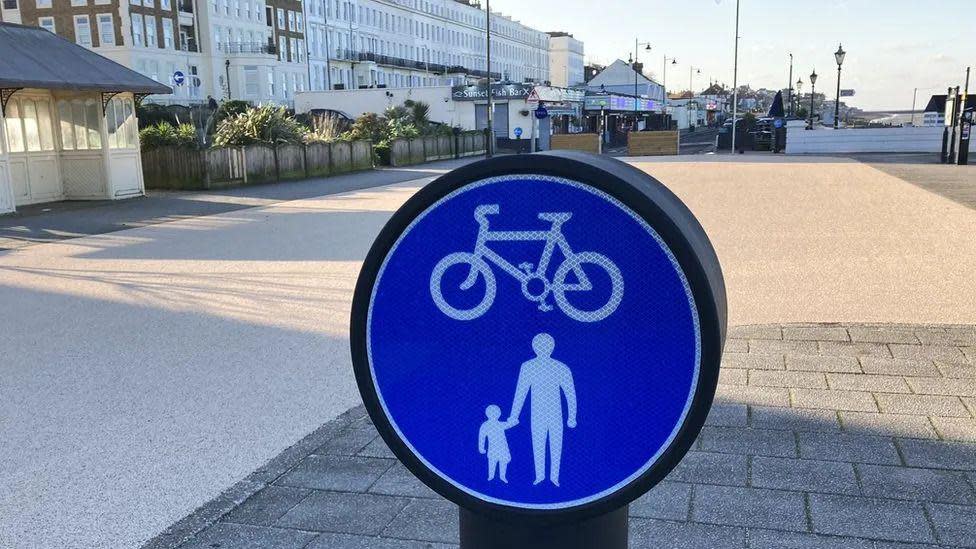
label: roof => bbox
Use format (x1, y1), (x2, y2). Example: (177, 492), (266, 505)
(586, 59), (661, 88)
(923, 94), (976, 113)
(0, 22), (170, 94)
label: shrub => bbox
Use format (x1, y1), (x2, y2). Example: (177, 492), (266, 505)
(303, 114), (344, 144)
(213, 104), (307, 147)
(140, 122), (198, 150)
(374, 143), (391, 165)
(342, 112), (388, 143)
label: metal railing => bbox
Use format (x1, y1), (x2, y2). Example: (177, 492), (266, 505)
(180, 38), (198, 53)
(178, 0), (192, 12)
(218, 42), (276, 55)
(334, 49), (499, 79)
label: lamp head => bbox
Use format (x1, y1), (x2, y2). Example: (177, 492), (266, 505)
(645, 44), (652, 51)
(834, 44), (846, 66)
(810, 70), (818, 85)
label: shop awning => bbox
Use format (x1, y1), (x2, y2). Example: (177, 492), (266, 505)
(0, 22), (170, 95)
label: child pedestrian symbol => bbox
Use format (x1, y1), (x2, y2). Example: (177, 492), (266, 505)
(478, 405), (513, 482)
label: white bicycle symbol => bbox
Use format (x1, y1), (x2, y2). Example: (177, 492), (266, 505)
(430, 204), (624, 322)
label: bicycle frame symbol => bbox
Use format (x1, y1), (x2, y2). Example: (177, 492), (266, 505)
(430, 204), (624, 322)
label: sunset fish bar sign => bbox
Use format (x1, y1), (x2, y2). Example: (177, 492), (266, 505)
(351, 151), (726, 548)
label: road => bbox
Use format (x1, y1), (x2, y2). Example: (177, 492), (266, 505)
(2, 154), (975, 547)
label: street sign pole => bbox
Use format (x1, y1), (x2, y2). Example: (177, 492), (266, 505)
(352, 152), (726, 548)
(459, 505), (629, 549)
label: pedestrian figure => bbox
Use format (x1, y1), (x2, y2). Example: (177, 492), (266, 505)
(508, 333), (577, 486)
(207, 95), (218, 111)
(478, 404), (513, 482)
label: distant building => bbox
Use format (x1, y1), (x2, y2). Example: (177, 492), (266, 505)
(585, 59), (664, 104)
(3, 0), (556, 105)
(583, 63), (605, 84)
(921, 94), (976, 127)
(547, 31), (583, 88)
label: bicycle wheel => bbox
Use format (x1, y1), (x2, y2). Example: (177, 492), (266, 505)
(429, 252), (497, 321)
(552, 251), (624, 322)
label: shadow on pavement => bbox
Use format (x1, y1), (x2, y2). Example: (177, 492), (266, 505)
(0, 159), (473, 251)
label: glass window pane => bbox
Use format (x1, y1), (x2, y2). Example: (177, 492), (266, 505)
(123, 99), (135, 148)
(85, 100), (102, 149)
(58, 100), (75, 151)
(107, 100), (122, 148)
(23, 100), (41, 152)
(73, 100), (88, 149)
(36, 100), (55, 151)
(6, 101), (24, 152)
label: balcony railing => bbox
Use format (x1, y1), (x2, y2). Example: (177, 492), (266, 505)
(178, 0), (192, 12)
(218, 42), (276, 55)
(334, 50), (499, 79)
(179, 38), (198, 53)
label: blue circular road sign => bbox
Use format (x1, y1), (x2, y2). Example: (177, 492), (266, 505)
(173, 70), (185, 86)
(534, 106), (549, 119)
(352, 151), (726, 519)
(514, 127), (523, 138)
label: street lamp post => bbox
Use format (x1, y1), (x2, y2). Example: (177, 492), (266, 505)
(808, 69), (817, 129)
(485, 0), (493, 157)
(833, 43), (846, 129)
(632, 40), (652, 131)
(730, 0), (740, 152)
(787, 53), (793, 117)
(689, 66), (701, 95)
(663, 55), (677, 126)
(795, 78), (803, 116)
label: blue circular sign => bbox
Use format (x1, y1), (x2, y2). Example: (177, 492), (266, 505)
(514, 127), (523, 138)
(173, 70), (185, 85)
(535, 106), (549, 120)
(353, 152), (725, 518)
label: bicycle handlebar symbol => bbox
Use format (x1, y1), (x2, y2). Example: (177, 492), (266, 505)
(429, 204), (624, 322)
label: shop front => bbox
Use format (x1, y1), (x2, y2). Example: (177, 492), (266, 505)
(583, 93), (663, 147)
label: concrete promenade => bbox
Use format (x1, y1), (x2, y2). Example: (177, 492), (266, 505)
(1, 155), (973, 548)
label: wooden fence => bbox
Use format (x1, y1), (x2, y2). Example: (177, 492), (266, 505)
(141, 140), (374, 190)
(627, 131), (680, 156)
(388, 132), (487, 167)
(551, 133), (601, 153)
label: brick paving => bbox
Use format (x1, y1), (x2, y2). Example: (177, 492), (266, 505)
(145, 323), (976, 549)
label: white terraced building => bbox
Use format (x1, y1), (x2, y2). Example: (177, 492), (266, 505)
(304, 0), (550, 92)
(2, 0), (556, 105)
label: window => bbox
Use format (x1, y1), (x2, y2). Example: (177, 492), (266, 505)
(5, 99), (56, 152)
(277, 8), (284, 29)
(162, 19), (173, 48)
(131, 14), (143, 45)
(296, 12), (303, 31)
(287, 10), (295, 30)
(74, 15), (92, 47)
(243, 66), (259, 98)
(38, 17), (55, 32)
(58, 99), (101, 151)
(268, 71), (275, 97)
(160, 0), (170, 8)
(106, 97), (136, 149)
(145, 16), (157, 47)
(97, 14), (114, 46)
(143, 0), (153, 7)
(35, 0), (51, 7)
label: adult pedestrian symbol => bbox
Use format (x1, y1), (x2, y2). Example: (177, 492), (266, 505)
(352, 151), (726, 519)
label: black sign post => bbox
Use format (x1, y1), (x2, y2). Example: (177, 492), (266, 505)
(351, 152), (726, 548)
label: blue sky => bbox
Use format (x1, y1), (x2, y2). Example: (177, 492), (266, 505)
(489, 0), (974, 110)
